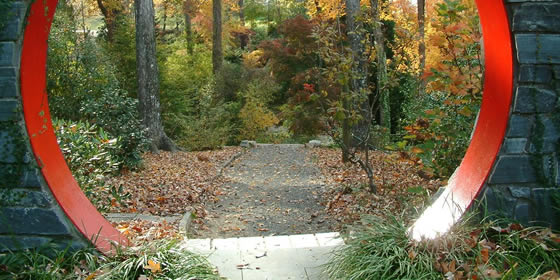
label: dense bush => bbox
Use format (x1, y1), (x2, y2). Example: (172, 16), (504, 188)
(398, 0), (482, 178)
(47, 2), (121, 121)
(48, 2), (147, 171)
(53, 119), (128, 211)
(160, 42), (240, 150)
(99, 16), (137, 97)
(238, 80), (280, 140)
(80, 90), (149, 170)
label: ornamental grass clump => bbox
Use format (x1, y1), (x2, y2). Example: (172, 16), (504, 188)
(326, 212), (560, 280)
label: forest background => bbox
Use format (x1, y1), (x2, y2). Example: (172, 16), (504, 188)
(47, 0), (482, 203)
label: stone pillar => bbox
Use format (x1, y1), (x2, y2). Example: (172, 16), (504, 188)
(0, 0), (88, 252)
(482, 0), (560, 229)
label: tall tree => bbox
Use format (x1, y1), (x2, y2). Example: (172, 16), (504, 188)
(212, 0), (223, 73)
(238, 0), (245, 25)
(135, 0), (177, 152)
(183, 0), (195, 55)
(371, 0), (389, 130)
(345, 0), (369, 159)
(418, 0), (426, 95)
(96, 0), (125, 41)
(238, 0), (248, 49)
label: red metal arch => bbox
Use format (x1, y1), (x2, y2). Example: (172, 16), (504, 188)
(411, 0), (513, 239)
(20, 0), (127, 253)
(19, 0), (512, 251)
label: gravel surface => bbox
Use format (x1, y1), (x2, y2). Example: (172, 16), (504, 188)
(192, 144), (336, 238)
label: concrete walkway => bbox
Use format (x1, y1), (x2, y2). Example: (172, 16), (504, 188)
(181, 232), (344, 279)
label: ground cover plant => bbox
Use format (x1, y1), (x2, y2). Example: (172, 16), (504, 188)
(0, 240), (222, 280)
(326, 213), (560, 280)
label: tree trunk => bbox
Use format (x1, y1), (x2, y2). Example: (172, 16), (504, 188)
(212, 0), (223, 74)
(371, 0), (390, 130)
(342, 97), (352, 163)
(183, 1), (194, 55)
(418, 0), (426, 95)
(346, 0), (370, 146)
(162, 1), (168, 33)
(239, 0), (245, 25)
(96, 0), (124, 41)
(135, 0), (177, 152)
(238, 0), (248, 49)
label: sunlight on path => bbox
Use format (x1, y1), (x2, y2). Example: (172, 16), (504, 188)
(182, 232), (344, 280)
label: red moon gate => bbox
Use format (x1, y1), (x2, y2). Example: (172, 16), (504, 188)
(0, 0), (558, 253)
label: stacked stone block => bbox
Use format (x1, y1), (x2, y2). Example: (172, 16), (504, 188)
(0, 0), (87, 252)
(483, 0), (560, 229)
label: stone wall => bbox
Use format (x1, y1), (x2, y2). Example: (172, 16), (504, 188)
(0, 0), (88, 252)
(483, 0), (560, 228)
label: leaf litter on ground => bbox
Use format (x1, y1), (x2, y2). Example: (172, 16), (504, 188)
(101, 147), (242, 243)
(311, 147), (444, 225)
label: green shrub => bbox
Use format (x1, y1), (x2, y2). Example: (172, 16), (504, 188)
(0, 239), (221, 280)
(238, 79), (281, 141)
(214, 62), (248, 102)
(99, 16), (138, 97)
(48, 2), (147, 171)
(160, 43), (241, 150)
(47, 2), (122, 121)
(53, 118), (128, 211)
(169, 93), (240, 150)
(79, 90), (149, 170)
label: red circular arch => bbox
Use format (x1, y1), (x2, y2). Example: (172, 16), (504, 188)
(20, 0), (127, 253)
(19, 0), (512, 250)
(411, 0), (513, 239)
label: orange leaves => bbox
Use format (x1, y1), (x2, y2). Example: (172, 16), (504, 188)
(410, 147), (424, 155)
(444, 22), (468, 34)
(144, 259), (162, 274)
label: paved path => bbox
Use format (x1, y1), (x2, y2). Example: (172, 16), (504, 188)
(182, 232), (344, 280)
(186, 144), (343, 279)
(193, 144), (336, 238)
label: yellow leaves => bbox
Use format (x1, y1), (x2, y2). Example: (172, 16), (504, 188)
(243, 50), (265, 69)
(144, 259), (162, 274)
(239, 98), (279, 140)
(410, 147), (424, 155)
(116, 224), (131, 235)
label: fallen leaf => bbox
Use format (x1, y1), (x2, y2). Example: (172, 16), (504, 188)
(536, 270), (560, 280)
(480, 247), (489, 264)
(144, 259), (161, 274)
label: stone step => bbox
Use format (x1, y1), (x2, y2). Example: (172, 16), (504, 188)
(181, 232), (344, 280)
